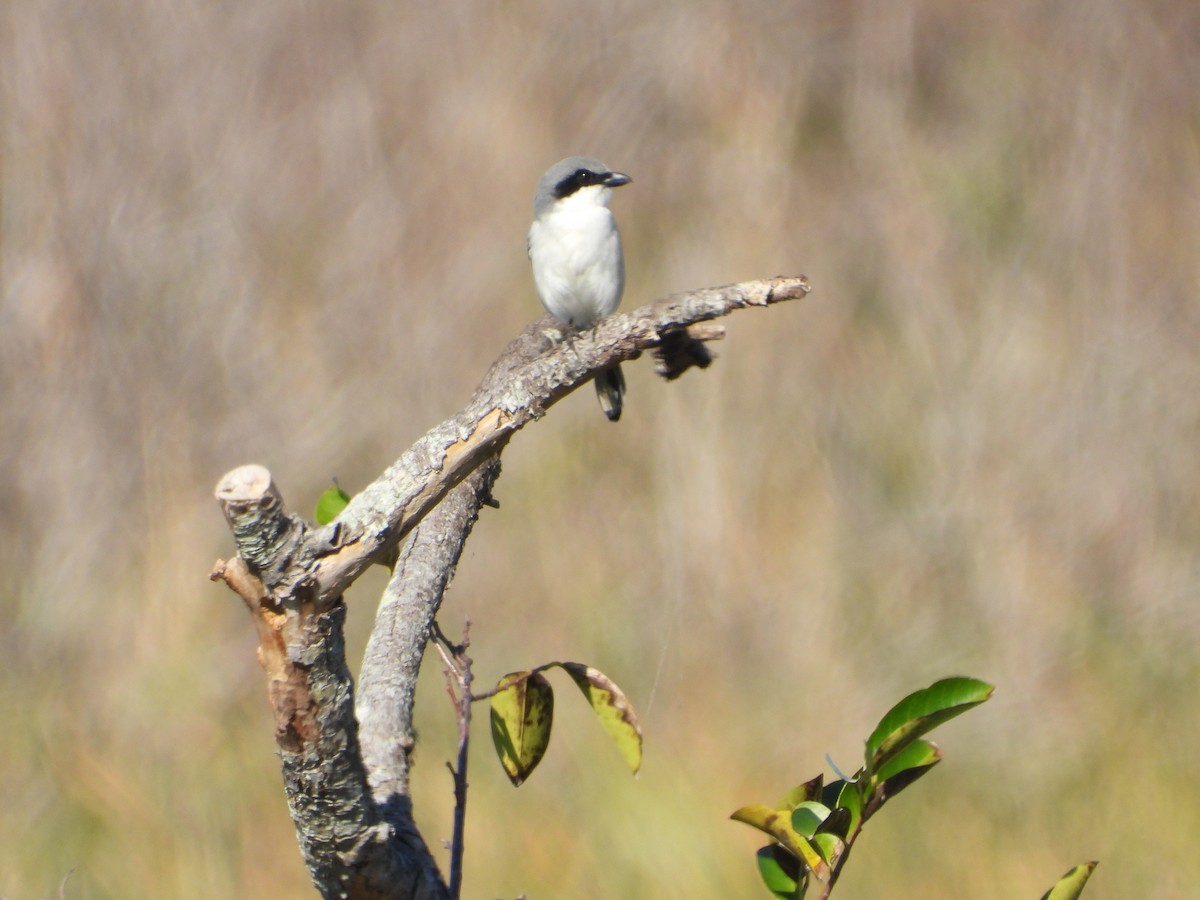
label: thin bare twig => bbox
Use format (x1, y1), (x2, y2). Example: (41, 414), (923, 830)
(435, 620), (474, 900)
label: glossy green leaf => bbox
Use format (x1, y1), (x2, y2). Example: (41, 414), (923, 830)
(866, 677), (993, 774)
(314, 482), (351, 525)
(811, 832), (845, 868)
(755, 845), (803, 899)
(833, 781), (863, 836)
(791, 802), (831, 838)
(1040, 861), (1098, 900)
(876, 737), (941, 781)
(877, 738), (942, 799)
(489, 671), (554, 786)
(561, 663), (643, 774)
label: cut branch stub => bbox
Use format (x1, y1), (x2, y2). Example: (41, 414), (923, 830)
(212, 464), (448, 898)
(215, 463), (308, 593)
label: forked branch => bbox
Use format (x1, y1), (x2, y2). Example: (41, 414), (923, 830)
(211, 276), (810, 899)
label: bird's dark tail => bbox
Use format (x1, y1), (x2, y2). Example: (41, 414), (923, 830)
(594, 364), (626, 422)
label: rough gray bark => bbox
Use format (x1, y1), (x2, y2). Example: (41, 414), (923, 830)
(211, 276), (810, 898)
(211, 486), (447, 900)
(356, 461), (500, 809)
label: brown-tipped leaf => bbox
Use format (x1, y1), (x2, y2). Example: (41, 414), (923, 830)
(777, 775), (824, 811)
(561, 662), (643, 774)
(1040, 861), (1099, 900)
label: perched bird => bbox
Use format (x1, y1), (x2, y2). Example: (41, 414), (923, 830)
(528, 156), (632, 421)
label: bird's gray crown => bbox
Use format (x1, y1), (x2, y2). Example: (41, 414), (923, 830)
(533, 156), (630, 218)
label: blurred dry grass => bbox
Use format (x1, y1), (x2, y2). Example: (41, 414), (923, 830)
(3, 0), (1199, 897)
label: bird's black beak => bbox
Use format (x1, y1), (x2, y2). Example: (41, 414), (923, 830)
(605, 172), (632, 188)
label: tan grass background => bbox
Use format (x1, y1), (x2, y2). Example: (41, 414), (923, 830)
(3, 1), (1199, 897)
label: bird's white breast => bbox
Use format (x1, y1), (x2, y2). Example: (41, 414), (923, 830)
(529, 189), (625, 329)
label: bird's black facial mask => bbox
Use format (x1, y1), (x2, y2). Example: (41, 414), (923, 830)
(553, 167), (611, 200)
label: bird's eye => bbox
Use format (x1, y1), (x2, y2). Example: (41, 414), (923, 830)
(554, 168), (602, 199)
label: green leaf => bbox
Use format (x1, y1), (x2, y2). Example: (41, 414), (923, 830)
(876, 737), (941, 781)
(790, 802), (831, 838)
(811, 832), (845, 868)
(865, 677), (993, 775)
(877, 738), (943, 798)
(1040, 861), (1099, 900)
(833, 781), (863, 836)
(489, 671), (554, 786)
(314, 482), (351, 525)
(560, 663), (643, 774)
(755, 845), (803, 899)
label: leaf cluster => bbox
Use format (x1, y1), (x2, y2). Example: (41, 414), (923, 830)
(731, 677), (1096, 899)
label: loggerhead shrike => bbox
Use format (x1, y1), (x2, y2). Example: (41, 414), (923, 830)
(528, 156), (631, 421)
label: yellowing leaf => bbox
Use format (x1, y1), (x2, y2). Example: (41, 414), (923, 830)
(489, 671), (554, 786)
(1040, 861), (1099, 900)
(561, 663), (643, 774)
(731, 804), (829, 880)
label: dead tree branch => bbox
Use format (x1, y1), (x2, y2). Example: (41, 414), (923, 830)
(211, 276), (809, 898)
